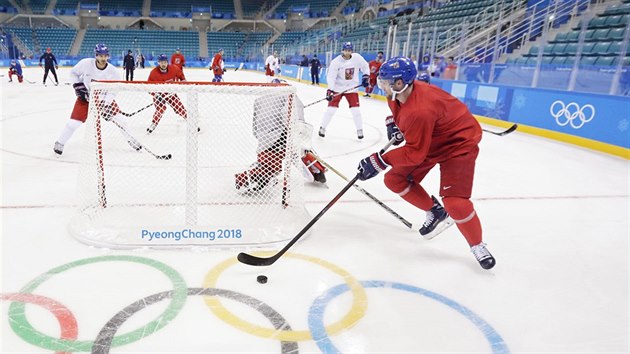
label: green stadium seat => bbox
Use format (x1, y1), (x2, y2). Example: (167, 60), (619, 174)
(551, 32), (568, 43)
(551, 43), (567, 55)
(551, 56), (567, 65)
(604, 15), (624, 27)
(607, 28), (626, 41)
(595, 56), (614, 65)
(580, 56), (597, 65)
(592, 29), (610, 41)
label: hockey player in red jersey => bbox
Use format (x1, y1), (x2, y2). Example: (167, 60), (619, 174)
(364, 51), (384, 97)
(356, 57), (495, 270)
(235, 79), (326, 193)
(210, 48), (225, 82)
(8, 60), (23, 83)
(170, 48), (185, 71)
(146, 54), (189, 133)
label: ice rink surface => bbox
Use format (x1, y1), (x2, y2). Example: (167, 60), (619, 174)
(1, 66), (628, 353)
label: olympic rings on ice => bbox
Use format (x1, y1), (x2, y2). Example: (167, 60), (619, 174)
(1, 293), (78, 354)
(92, 288), (298, 354)
(550, 100), (595, 129)
(8, 255), (188, 352)
(202, 251), (367, 341)
(308, 280), (510, 354)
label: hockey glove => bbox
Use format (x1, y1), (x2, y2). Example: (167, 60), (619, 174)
(361, 74), (370, 88)
(385, 115), (404, 146)
(73, 82), (88, 101)
(358, 152), (389, 181)
(325, 89), (335, 101)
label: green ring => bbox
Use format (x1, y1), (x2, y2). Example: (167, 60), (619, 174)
(8, 255), (188, 352)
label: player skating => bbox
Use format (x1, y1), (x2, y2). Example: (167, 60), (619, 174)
(364, 51), (384, 97)
(53, 43), (140, 155)
(265, 51), (280, 78)
(210, 48), (225, 82)
(356, 56), (495, 270)
(146, 54), (195, 134)
(170, 48), (185, 72)
(39, 47), (59, 86)
(8, 60), (23, 83)
(235, 79), (326, 194)
(318, 42), (370, 140)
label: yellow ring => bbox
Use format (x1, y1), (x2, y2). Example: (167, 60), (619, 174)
(202, 252), (367, 341)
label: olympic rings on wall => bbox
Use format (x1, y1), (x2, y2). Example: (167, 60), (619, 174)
(8, 255), (188, 352)
(550, 100), (595, 129)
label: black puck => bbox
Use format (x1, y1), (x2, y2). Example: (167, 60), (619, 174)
(257, 275), (268, 284)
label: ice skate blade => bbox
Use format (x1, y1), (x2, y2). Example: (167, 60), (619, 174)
(421, 217), (454, 240)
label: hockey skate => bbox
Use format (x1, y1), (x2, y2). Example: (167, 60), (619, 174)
(235, 170), (278, 194)
(419, 196), (454, 240)
(146, 123), (157, 134)
(357, 129), (364, 139)
(53, 142), (64, 155)
(470, 242), (496, 269)
(318, 127), (325, 137)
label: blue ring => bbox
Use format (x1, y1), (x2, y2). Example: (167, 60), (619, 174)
(308, 280), (510, 353)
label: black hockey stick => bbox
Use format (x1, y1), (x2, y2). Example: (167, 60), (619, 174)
(303, 84), (363, 108)
(119, 93), (174, 117)
(482, 123), (518, 136)
(310, 151), (414, 229)
(108, 118), (172, 160)
(237, 138), (396, 267)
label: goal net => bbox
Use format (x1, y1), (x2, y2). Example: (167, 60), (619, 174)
(69, 81), (310, 249)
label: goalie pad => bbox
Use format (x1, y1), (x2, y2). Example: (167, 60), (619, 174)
(234, 150), (284, 193)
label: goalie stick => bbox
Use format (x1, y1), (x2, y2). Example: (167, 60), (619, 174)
(482, 123), (518, 136)
(303, 84), (363, 108)
(237, 137), (397, 267)
(310, 151), (414, 230)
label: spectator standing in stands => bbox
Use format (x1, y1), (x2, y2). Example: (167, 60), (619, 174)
(428, 56), (444, 78)
(171, 48), (185, 71)
(442, 56), (457, 80)
(310, 54), (321, 85)
(39, 47), (59, 86)
(123, 50), (136, 81)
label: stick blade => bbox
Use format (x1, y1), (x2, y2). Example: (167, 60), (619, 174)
(237, 252), (276, 266)
(499, 123), (518, 136)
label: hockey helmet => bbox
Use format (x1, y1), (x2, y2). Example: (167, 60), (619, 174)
(342, 42), (353, 51)
(94, 43), (109, 56)
(270, 78), (286, 84)
(10, 59), (16, 64)
(379, 57), (417, 85)
(417, 71), (431, 84)
(157, 54), (169, 62)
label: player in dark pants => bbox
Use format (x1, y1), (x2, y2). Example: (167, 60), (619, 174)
(39, 47), (59, 86)
(123, 50), (136, 81)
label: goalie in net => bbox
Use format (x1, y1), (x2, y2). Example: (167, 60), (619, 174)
(235, 79), (326, 194)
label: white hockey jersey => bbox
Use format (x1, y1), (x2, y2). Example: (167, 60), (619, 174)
(70, 58), (121, 91)
(265, 55), (280, 71)
(326, 53), (370, 93)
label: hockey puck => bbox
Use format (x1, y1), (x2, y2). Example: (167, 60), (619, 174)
(257, 275), (268, 284)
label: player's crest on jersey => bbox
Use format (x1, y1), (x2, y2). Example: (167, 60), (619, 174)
(345, 68), (355, 80)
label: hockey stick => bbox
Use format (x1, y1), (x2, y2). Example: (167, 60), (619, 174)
(119, 93), (174, 117)
(310, 151), (414, 229)
(237, 137), (396, 267)
(303, 84), (363, 108)
(108, 118), (172, 160)
(482, 123), (518, 136)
